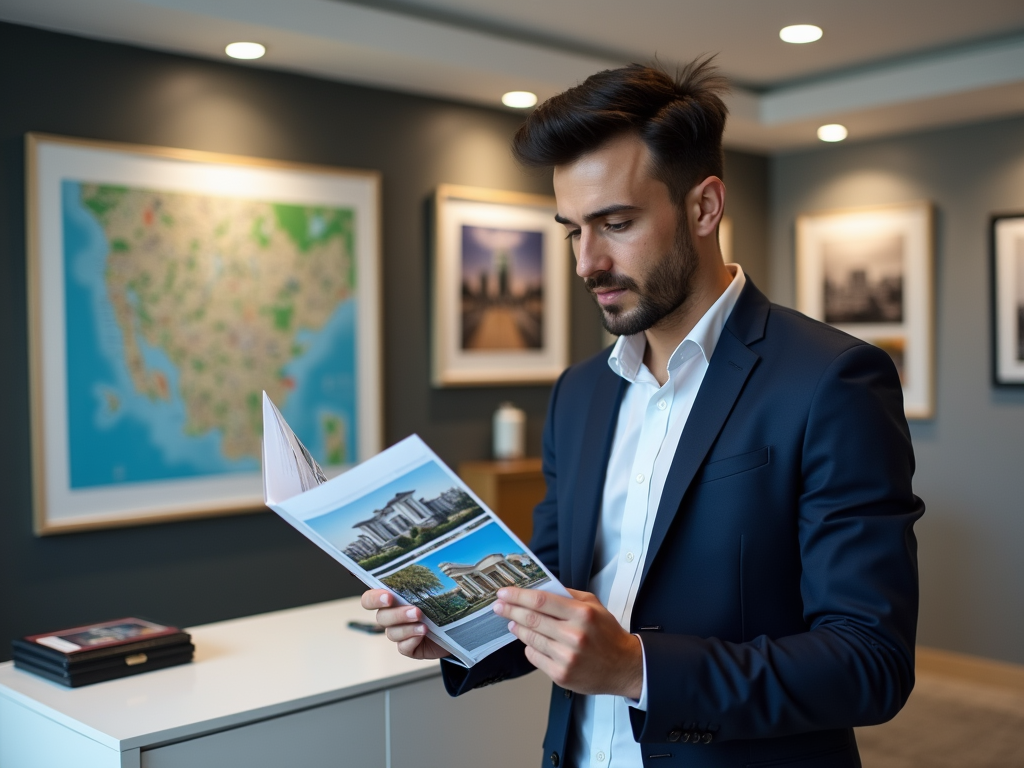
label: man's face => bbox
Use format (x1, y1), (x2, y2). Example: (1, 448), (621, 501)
(553, 133), (698, 337)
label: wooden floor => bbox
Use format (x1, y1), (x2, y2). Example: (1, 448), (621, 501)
(856, 647), (1024, 767)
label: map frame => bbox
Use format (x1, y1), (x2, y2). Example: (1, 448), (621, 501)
(432, 184), (570, 387)
(27, 133), (382, 535)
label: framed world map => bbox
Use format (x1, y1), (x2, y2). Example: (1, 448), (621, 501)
(27, 134), (381, 534)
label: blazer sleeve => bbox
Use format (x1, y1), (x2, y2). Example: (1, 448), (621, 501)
(440, 369), (567, 696)
(632, 342), (923, 742)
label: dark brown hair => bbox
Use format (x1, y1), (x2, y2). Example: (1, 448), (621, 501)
(511, 57), (729, 204)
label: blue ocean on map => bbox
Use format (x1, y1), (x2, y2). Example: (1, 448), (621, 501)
(63, 180), (358, 489)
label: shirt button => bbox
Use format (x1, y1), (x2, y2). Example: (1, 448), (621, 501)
(596, 751), (606, 762)
(626, 552), (635, 563)
(636, 473), (645, 484)
(657, 399), (667, 410)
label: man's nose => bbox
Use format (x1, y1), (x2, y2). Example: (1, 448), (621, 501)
(574, 232), (610, 278)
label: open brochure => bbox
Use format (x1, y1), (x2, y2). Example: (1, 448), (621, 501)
(261, 392), (569, 667)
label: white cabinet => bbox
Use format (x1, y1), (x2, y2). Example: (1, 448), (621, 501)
(141, 693), (387, 768)
(0, 599), (549, 768)
(389, 673), (549, 768)
(0, 695), (135, 768)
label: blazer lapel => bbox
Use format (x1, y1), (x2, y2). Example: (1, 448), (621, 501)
(639, 283), (769, 585)
(567, 368), (626, 589)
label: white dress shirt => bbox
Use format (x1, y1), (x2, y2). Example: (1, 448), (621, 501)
(568, 264), (746, 768)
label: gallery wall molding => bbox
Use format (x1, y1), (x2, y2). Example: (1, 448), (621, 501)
(27, 132), (382, 534)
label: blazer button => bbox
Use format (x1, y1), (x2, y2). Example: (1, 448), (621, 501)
(550, 752), (560, 767)
(667, 729), (682, 742)
(702, 733), (713, 745)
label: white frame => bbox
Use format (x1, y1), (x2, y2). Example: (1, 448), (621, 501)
(992, 214), (1024, 386)
(27, 133), (382, 534)
(432, 184), (569, 386)
(796, 201), (934, 419)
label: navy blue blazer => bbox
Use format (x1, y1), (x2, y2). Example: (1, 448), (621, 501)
(443, 280), (923, 768)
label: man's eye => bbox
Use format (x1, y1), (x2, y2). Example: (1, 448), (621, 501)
(564, 230), (581, 241)
(607, 220), (631, 231)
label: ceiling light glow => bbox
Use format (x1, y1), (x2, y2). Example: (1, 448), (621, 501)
(225, 42), (266, 60)
(779, 25), (823, 44)
(817, 124), (848, 142)
(502, 91), (538, 109)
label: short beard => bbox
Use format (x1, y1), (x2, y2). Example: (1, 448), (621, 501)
(586, 222), (699, 337)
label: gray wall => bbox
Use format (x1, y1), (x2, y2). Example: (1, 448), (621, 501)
(0, 22), (768, 659)
(770, 116), (1024, 665)
(723, 150), (769, 291)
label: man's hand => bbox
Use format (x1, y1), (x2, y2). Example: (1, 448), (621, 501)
(360, 589), (449, 660)
(493, 587), (643, 698)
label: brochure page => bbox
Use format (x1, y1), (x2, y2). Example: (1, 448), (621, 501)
(262, 392), (568, 666)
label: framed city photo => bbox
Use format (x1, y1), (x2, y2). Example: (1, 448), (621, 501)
(432, 184), (570, 386)
(796, 202), (934, 419)
(27, 133), (382, 534)
(992, 213), (1024, 386)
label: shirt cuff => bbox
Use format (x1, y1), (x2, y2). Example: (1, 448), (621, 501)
(624, 634), (648, 711)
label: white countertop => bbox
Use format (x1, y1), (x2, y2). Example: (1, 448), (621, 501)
(0, 598), (439, 751)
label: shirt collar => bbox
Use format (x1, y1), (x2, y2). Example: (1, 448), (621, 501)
(607, 263), (746, 382)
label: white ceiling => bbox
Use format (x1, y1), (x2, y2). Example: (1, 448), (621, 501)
(3, 0), (1024, 152)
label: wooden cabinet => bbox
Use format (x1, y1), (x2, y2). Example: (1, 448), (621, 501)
(459, 459), (545, 542)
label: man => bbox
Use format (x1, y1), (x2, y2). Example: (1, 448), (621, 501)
(363, 58), (923, 768)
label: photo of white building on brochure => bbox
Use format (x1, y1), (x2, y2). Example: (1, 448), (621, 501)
(379, 520), (548, 628)
(307, 459), (485, 573)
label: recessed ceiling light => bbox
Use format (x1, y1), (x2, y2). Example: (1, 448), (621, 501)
(779, 25), (823, 44)
(817, 124), (848, 142)
(225, 42), (266, 60)
(502, 91), (538, 109)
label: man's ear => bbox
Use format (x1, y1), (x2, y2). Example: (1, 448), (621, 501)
(691, 176), (726, 239)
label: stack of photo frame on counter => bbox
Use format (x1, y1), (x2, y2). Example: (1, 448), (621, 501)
(12, 617), (194, 687)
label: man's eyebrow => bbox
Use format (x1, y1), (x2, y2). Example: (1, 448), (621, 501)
(554, 204), (640, 226)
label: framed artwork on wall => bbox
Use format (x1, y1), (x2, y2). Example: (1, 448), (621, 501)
(992, 213), (1024, 386)
(27, 133), (382, 534)
(796, 201), (934, 419)
(432, 184), (570, 386)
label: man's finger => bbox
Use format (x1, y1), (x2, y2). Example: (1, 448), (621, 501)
(375, 605), (422, 627)
(496, 587), (575, 619)
(508, 619), (573, 665)
(494, 601), (572, 645)
(396, 635), (428, 657)
(522, 644), (567, 688)
(564, 588), (599, 603)
(360, 589), (393, 610)
(385, 622), (428, 643)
